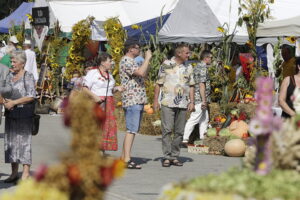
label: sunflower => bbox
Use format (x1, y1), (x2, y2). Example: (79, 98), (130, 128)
(217, 27), (225, 33)
(246, 40), (254, 48)
(26, 14), (33, 22)
(113, 24), (120, 31)
(75, 56), (82, 61)
(114, 48), (121, 54)
(70, 54), (75, 60)
(131, 24), (140, 30)
(214, 88), (220, 93)
(286, 36), (296, 44)
(224, 65), (231, 71)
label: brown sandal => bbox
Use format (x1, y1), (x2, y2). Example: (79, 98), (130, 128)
(171, 159), (183, 166)
(162, 159), (171, 167)
(127, 160), (142, 169)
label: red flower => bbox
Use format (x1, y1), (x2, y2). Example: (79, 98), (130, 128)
(67, 165), (81, 185)
(34, 164), (48, 182)
(100, 166), (114, 187)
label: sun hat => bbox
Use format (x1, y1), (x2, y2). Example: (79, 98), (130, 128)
(9, 35), (19, 44)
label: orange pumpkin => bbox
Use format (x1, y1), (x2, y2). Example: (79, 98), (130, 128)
(228, 120), (249, 138)
(146, 108), (154, 114)
(144, 104), (151, 111)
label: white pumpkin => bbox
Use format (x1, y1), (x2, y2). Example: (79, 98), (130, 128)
(224, 139), (246, 157)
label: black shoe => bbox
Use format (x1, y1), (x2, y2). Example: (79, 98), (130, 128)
(4, 176), (19, 183)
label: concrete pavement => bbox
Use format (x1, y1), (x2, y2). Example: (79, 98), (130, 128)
(0, 115), (241, 200)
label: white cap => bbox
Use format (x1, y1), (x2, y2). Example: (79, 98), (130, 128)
(9, 35), (19, 44)
(23, 39), (32, 45)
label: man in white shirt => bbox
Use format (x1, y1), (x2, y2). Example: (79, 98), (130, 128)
(23, 39), (38, 82)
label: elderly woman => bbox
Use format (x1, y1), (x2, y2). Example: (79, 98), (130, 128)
(83, 53), (123, 151)
(0, 50), (36, 183)
(279, 57), (300, 118)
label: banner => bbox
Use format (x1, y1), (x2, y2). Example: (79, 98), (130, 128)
(32, 7), (49, 26)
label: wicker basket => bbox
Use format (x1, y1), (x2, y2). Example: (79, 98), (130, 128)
(187, 145), (209, 154)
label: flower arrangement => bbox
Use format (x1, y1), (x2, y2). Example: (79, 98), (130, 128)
(65, 17), (94, 80)
(47, 21), (68, 96)
(103, 17), (126, 82)
(1, 91), (125, 200)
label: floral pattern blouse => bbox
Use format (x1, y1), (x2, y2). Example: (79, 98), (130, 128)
(156, 57), (195, 108)
(119, 56), (147, 107)
(193, 62), (211, 104)
(3, 71), (36, 100)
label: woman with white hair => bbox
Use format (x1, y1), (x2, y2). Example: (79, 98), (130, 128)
(0, 50), (36, 183)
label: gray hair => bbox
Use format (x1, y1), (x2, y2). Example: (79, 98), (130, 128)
(11, 50), (27, 64)
(5, 44), (16, 55)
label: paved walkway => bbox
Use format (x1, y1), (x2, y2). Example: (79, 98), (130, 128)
(0, 115), (241, 200)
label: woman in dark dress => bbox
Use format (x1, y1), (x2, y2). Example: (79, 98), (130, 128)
(0, 50), (36, 182)
(279, 57), (300, 118)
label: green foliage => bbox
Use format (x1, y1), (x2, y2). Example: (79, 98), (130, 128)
(186, 168), (300, 200)
(273, 37), (283, 85)
(238, 0), (274, 56)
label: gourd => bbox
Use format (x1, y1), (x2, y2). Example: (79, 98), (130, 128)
(224, 139), (246, 157)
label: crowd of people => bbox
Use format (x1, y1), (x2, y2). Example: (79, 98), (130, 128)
(0, 34), (299, 182)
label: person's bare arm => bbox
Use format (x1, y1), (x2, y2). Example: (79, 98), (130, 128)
(153, 84), (161, 112)
(188, 86), (195, 112)
(199, 82), (207, 109)
(133, 50), (152, 77)
(4, 97), (34, 110)
(279, 77), (296, 116)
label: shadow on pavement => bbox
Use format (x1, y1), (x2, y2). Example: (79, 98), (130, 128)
(130, 157), (152, 165)
(153, 156), (194, 163)
(0, 133), (3, 139)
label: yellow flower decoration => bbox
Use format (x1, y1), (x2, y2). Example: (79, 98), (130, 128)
(26, 14), (33, 22)
(131, 24), (140, 30)
(214, 88), (220, 93)
(114, 48), (121, 54)
(245, 94), (253, 98)
(113, 160), (125, 178)
(246, 40), (253, 48)
(224, 65), (231, 71)
(217, 26), (225, 33)
(191, 63), (197, 67)
(286, 36), (296, 44)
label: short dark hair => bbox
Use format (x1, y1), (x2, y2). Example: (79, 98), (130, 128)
(281, 44), (294, 54)
(296, 57), (300, 74)
(175, 43), (189, 56)
(95, 52), (112, 66)
(200, 50), (212, 60)
(124, 39), (140, 53)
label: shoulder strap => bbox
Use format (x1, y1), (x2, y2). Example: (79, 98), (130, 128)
(23, 71), (27, 93)
(290, 75), (296, 87)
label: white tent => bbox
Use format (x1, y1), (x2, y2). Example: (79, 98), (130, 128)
(257, 15), (300, 37)
(48, 0), (179, 33)
(158, 0), (300, 44)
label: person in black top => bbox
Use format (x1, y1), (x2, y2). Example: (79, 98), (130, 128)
(279, 57), (300, 118)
